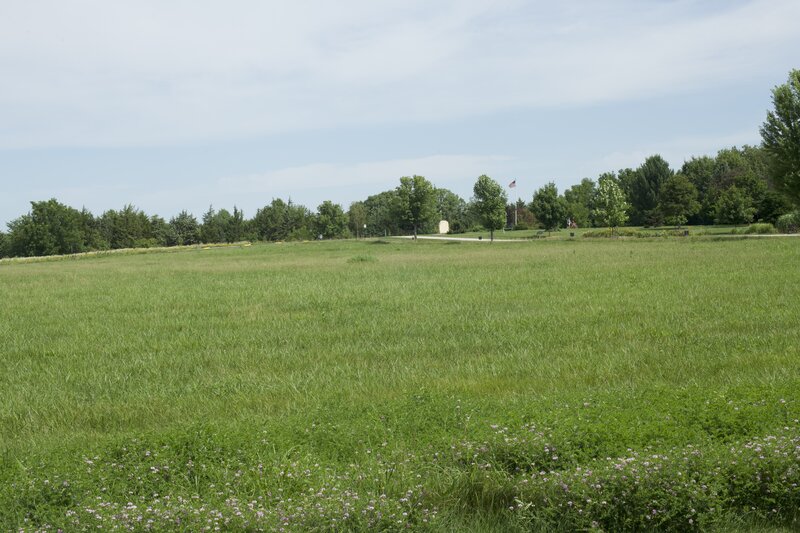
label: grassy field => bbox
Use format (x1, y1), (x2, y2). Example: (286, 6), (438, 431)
(1, 237), (799, 531)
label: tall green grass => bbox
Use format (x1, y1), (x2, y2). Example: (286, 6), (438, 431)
(1, 238), (799, 530)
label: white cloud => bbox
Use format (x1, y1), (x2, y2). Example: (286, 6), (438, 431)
(0, 0), (797, 148)
(220, 154), (514, 198)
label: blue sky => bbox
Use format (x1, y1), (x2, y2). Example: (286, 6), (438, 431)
(1, 0), (798, 226)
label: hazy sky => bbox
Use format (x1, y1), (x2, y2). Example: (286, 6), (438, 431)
(1, 0), (798, 225)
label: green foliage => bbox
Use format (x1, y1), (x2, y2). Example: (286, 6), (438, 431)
(681, 156), (716, 223)
(712, 147), (768, 220)
(434, 188), (470, 233)
(775, 210), (800, 233)
(98, 204), (157, 249)
(200, 205), (229, 243)
(658, 173), (700, 227)
(6, 199), (86, 257)
(629, 155), (673, 226)
(0, 231), (8, 258)
(563, 178), (596, 228)
(757, 190), (793, 224)
(582, 228), (687, 238)
(395, 175), (437, 237)
(253, 199), (311, 241)
(363, 190), (401, 236)
(471, 175), (507, 241)
(168, 210), (200, 245)
(529, 182), (567, 232)
(592, 174), (629, 230)
(315, 200), (349, 239)
(348, 201), (368, 238)
(743, 223), (777, 235)
(714, 186), (756, 225)
(761, 69), (800, 205)
(198, 205), (245, 244)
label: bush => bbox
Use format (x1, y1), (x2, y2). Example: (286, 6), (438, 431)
(743, 223), (777, 235)
(775, 211), (800, 233)
(582, 228), (687, 238)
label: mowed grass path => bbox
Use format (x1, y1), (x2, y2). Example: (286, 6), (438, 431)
(1, 238), (799, 530)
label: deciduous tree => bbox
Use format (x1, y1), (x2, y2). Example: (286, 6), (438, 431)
(658, 174), (700, 227)
(6, 199), (85, 257)
(530, 182), (567, 233)
(471, 175), (507, 242)
(348, 201), (367, 238)
(714, 186), (755, 226)
(395, 175), (437, 238)
(761, 69), (800, 205)
(629, 155), (673, 226)
(592, 175), (629, 232)
(315, 201), (348, 239)
(563, 178), (596, 228)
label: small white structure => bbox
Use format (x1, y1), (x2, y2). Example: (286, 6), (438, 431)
(438, 220), (450, 234)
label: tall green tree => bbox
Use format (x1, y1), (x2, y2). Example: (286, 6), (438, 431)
(714, 186), (755, 226)
(7, 199), (85, 257)
(563, 178), (596, 228)
(629, 155), (673, 226)
(761, 69), (800, 205)
(530, 182), (567, 233)
(149, 215), (171, 247)
(363, 190), (401, 237)
(315, 201), (349, 239)
(0, 231), (9, 258)
(471, 175), (507, 242)
(168, 211), (200, 245)
(201, 206), (231, 244)
(681, 156), (716, 224)
(99, 205), (152, 249)
(253, 199), (312, 241)
(658, 174), (700, 227)
(348, 201), (367, 238)
(592, 175), (629, 232)
(226, 206), (246, 242)
(395, 175), (437, 238)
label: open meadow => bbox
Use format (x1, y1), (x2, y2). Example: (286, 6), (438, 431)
(1, 237), (799, 531)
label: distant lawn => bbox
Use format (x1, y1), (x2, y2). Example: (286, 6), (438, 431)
(1, 238), (798, 531)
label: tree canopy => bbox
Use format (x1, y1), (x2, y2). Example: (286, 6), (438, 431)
(395, 175), (437, 238)
(658, 174), (700, 227)
(471, 175), (507, 242)
(530, 182), (567, 232)
(760, 69), (800, 205)
(593, 175), (629, 231)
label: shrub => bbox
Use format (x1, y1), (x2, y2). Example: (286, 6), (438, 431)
(743, 223), (777, 235)
(582, 228), (686, 238)
(775, 211), (800, 233)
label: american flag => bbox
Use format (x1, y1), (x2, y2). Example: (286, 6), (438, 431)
(508, 180), (516, 188)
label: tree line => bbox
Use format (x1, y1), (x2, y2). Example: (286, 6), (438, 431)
(1, 69), (798, 258)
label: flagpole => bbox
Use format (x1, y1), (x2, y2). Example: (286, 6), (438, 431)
(509, 179), (518, 228)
